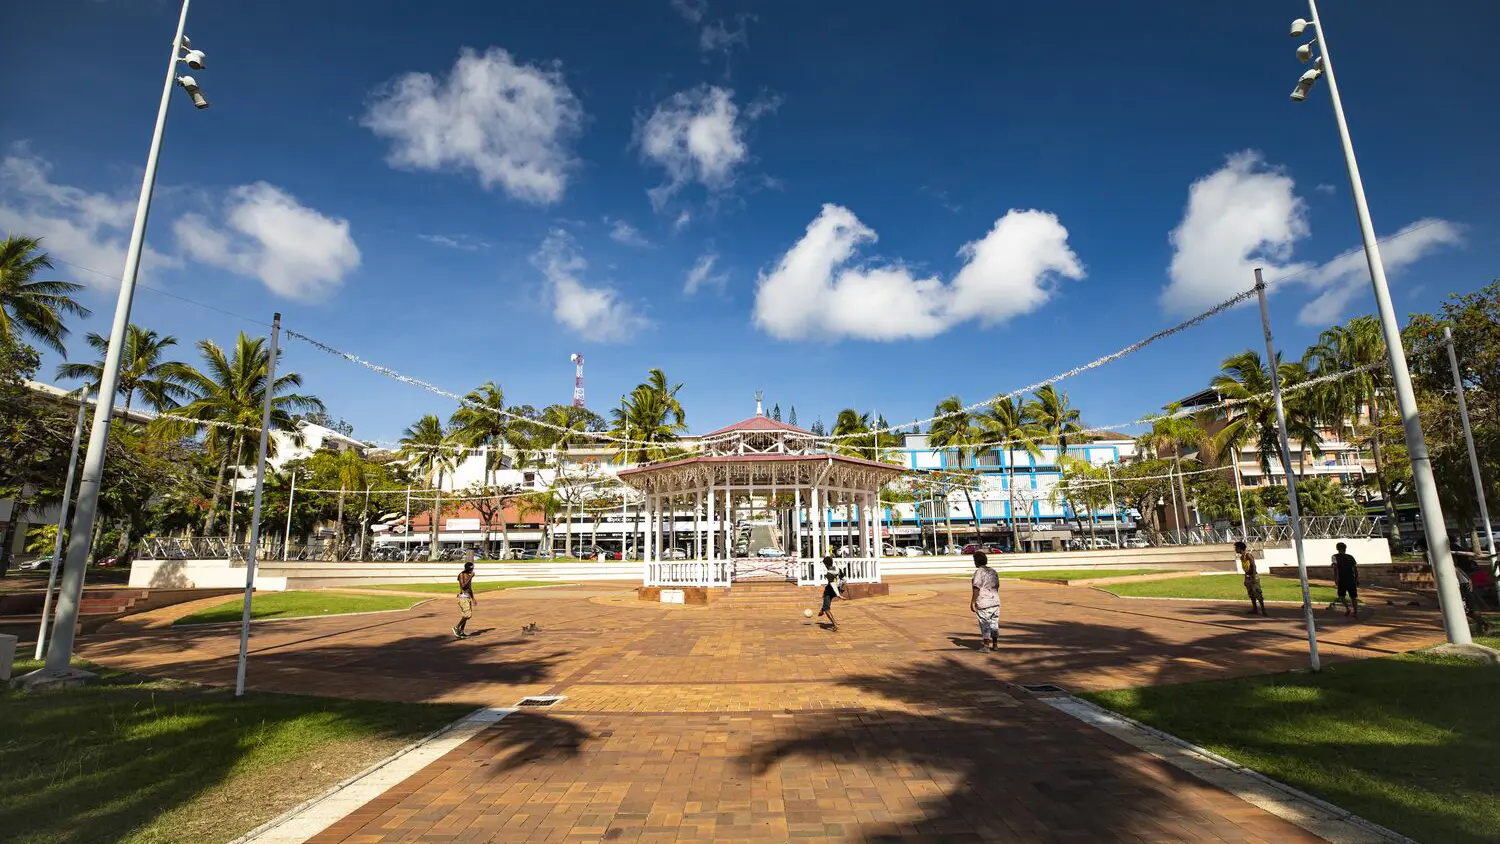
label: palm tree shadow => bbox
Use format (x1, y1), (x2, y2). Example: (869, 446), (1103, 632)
(740, 658), (1236, 842)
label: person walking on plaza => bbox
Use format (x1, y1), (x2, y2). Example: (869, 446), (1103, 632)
(1331, 542), (1359, 618)
(818, 556), (843, 631)
(453, 561), (476, 639)
(970, 551), (1002, 650)
(1236, 541), (1267, 617)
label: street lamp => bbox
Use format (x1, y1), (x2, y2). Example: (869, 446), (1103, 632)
(26, 0), (213, 685)
(1285, 1), (1472, 645)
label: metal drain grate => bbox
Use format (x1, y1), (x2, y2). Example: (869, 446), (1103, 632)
(1020, 683), (1065, 693)
(517, 695), (565, 707)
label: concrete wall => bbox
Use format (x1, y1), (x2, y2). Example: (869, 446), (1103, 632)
(1256, 538), (1390, 573)
(129, 559), (288, 591)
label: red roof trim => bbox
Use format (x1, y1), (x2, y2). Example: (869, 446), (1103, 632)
(618, 451), (905, 477)
(702, 416), (816, 437)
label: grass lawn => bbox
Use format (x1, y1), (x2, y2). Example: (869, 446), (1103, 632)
(1082, 637), (1500, 844)
(173, 591), (424, 626)
(967, 568), (1173, 581)
(0, 659), (470, 844)
(1101, 572), (1341, 603)
(362, 580), (559, 594)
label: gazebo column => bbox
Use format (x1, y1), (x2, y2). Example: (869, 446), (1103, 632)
(872, 491), (883, 581)
(706, 483), (717, 564)
(693, 490), (702, 560)
(794, 487), (803, 559)
(809, 486), (821, 560)
(857, 494), (868, 557)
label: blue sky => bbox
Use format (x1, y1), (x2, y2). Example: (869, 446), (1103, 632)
(4, 0), (1497, 444)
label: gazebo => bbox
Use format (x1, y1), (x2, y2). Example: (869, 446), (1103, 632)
(617, 410), (906, 589)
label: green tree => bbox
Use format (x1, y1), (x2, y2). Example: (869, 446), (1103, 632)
(449, 382), (521, 554)
(771, 402), (782, 422)
(55, 324), (194, 413)
(788, 405), (798, 427)
(928, 396), (986, 534)
(1209, 350), (1322, 478)
(611, 382), (687, 465)
(170, 333), (323, 536)
(976, 397), (1043, 540)
(399, 415), (453, 561)
(1026, 385), (1084, 533)
(1136, 406), (1208, 529)
(0, 235), (89, 356)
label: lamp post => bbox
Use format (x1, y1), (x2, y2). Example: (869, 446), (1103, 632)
(29, 0), (213, 684)
(1444, 327), (1495, 573)
(1286, 1), (1471, 645)
(34, 394), (90, 660)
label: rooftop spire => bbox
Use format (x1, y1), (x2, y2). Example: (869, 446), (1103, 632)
(754, 389), (764, 417)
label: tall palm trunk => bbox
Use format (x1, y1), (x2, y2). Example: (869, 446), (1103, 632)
(334, 486), (347, 557)
(428, 469), (442, 561)
(205, 448), (232, 535)
(498, 492), (512, 558)
(1366, 395), (1400, 548)
(1174, 455), (1192, 529)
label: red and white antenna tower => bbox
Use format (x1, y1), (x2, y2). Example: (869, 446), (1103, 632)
(570, 353), (585, 408)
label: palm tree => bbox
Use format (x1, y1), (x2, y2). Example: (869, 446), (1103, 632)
(0, 235), (90, 356)
(55, 324), (194, 412)
(1210, 350), (1322, 481)
(172, 332), (323, 535)
(831, 409), (872, 458)
(1309, 316), (1398, 542)
(644, 368), (686, 429)
(928, 397), (985, 541)
(400, 415), (452, 561)
(611, 385), (686, 465)
(450, 382), (516, 555)
(1025, 385), (1085, 532)
(1136, 406), (1207, 529)
(976, 397), (1043, 543)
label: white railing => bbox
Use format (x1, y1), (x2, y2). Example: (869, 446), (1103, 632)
(645, 559), (732, 587)
(797, 557), (879, 586)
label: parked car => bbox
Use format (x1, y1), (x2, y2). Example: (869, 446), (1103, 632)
(756, 547), (787, 557)
(18, 556), (53, 571)
(1122, 535), (1150, 549)
(901, 546), (927, 557)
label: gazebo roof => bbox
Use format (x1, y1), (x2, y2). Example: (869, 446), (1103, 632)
(702, 415), (815, 438)
(617, 451), (904, 480)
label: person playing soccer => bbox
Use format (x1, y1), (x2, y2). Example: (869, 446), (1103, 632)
(1331, 542), (1359, 618)
(1237, 541), (1267, 617)
(818, 556), (843, 631)
(453, 561), (476, 639)
(970, 551), (1001, 651)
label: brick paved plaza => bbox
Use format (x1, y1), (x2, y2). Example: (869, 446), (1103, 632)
(82, 577), (1445, 843)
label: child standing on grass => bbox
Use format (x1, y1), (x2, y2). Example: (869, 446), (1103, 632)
(453, 561), (475, 639)
(1237, 541), (1267, 616)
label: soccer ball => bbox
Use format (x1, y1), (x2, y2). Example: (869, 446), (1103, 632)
(803, 609), (814, 618)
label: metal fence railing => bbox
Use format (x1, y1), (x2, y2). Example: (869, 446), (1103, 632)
(1139, 516), (1379, 548)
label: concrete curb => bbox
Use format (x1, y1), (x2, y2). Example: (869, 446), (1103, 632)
(230, 705), (514, 844)
(1044, 695), (1417, 844)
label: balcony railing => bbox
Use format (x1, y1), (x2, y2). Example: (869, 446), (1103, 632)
(1141, 516), (1379, 547)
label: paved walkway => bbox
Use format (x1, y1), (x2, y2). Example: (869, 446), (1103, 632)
(82, 577), (1444, 843)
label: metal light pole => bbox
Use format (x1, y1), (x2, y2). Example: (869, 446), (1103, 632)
(34, 395), (90, 660)
(1444, 327), (1495, 573)
(282, 470), (297, 561)
(1106, 462), (1121, 547)
(235, 313), (281, 698)
(1289, 1), (1470, 644)
(1256, 271), (1320, 672)
(34, 0), (209, 682)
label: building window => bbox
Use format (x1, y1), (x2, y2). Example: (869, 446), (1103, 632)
(523, 471), (536, 486)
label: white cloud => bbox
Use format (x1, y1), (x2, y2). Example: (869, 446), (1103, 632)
(0, 149), (178, 286)
(684, 252), (727, 294)
(1296, 219), (1463, 325)
(1162, 151), (1309, 315)
(670, 0), (706, 23)
(753, 204), (1083, 341)
(607, 219), (653, 248)
(362, 47), (583, 205)
(673, 210), (692, 232)
(699, 18), (750, 53)
(418, 233), (488, 251)
(638, 85), (752, 208)
(1163, 151), (1462, 324)
(174, 183), (360, 302)
(533, 230), (649, 342)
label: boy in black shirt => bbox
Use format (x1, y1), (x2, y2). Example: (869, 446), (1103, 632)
(1331, 542), (1359, 618)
